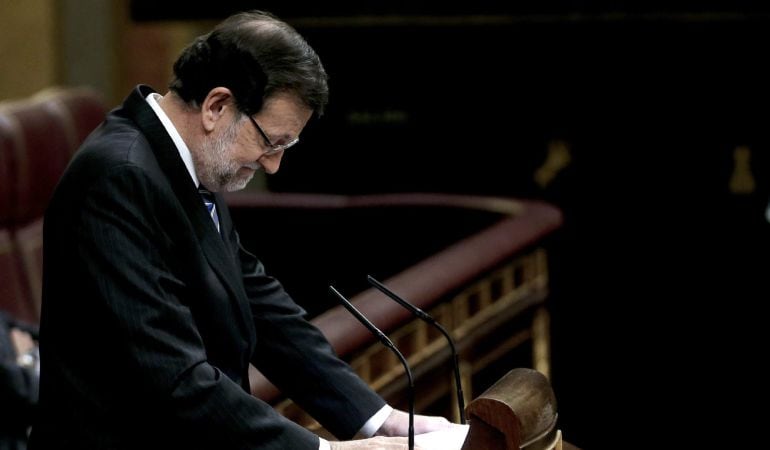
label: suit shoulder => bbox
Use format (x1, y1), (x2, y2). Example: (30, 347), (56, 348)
(50, 113), (171, 211)
(73, 113), (157, 172)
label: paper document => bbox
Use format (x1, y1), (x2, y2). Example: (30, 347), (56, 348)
(414, 424), (469, 450)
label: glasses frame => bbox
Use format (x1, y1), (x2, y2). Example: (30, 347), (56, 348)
(246, 115), (299, 156)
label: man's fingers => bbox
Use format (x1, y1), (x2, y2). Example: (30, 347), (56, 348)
(329, 435), (425, 449)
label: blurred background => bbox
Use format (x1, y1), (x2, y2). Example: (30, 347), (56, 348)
(2, 0), (769, 447)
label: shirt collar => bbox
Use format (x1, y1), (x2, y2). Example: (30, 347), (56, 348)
(145, 92), (200, 188)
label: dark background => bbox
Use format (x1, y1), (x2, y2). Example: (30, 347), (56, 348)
(134, 2), (770, 447)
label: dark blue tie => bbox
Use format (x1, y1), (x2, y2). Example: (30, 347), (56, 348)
(198, 187), (220, 233)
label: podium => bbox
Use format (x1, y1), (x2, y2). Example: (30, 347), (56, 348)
(463, 368), (577, 450)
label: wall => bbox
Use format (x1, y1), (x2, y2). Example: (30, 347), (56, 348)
(0, 0), (59, 100)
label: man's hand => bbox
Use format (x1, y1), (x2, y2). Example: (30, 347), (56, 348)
(374, 409), (453, 437)
(10, 327), (39, 371)
(329, 436), (424, 449)
(328, 409), (453, 449)
(10, 328), (35, 357)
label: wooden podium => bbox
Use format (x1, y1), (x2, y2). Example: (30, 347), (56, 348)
(463, 368), (576, 450)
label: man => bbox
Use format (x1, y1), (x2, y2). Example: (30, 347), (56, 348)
(1, 310), (39, 450)
(29, 10), (450, 450)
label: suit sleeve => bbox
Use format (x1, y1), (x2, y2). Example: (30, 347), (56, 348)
(71, 165), (320, 449)
(237, 233), (386, 440)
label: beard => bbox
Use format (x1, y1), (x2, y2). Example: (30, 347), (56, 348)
(193, 118), (260, 192)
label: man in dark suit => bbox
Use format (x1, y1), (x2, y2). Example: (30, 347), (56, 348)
(29, 10), (450, 450)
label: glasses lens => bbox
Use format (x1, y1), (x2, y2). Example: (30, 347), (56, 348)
(249, 115), (299, 155)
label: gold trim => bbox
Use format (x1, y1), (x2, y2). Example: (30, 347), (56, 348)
(532, 307), (551, 380)
(534, 140), (572, 189)
(729, 146), (756, 195)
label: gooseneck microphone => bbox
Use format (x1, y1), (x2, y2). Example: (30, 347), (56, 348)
(367, 275), (467, 424)
(328, 286), (414, 450)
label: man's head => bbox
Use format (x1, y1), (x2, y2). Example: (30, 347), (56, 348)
(168, 10), (327, 191)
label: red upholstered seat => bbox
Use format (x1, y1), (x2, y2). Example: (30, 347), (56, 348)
(14, 219), (44, 317)
(35, 87), (108, 152)
(0, 98), (72, 225)
(0, 228), (36, 323)
(0, 87), (107, 323)
(0, 112), (20, 225)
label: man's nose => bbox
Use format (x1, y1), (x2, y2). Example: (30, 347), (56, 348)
(260, 151), (284, 174)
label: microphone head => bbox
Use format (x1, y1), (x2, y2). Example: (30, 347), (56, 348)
(367, 275), (434, 322)
(329, 284), (395, 348)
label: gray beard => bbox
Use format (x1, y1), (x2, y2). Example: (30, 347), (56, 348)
(193, 119), (257, 192)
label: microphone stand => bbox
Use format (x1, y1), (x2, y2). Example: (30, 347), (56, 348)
(329, 286), (414, 450)
(367, 275), (466, 424)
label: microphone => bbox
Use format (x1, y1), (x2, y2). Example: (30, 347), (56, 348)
(367, 275), (467, 424)
(328, 285), (414, 450)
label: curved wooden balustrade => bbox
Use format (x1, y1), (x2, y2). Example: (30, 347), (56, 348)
(224, 192), (563, 428)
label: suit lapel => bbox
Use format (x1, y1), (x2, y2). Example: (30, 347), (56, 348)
(122, 86), (255, 338)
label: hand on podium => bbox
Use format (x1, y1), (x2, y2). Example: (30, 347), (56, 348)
(329, 436), (425, 449)
(374, 409), (453, 437)
(329, 409), (466, 449)
(374, 409), (469, 450)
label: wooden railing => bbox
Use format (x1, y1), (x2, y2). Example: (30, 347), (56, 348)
(225, 192), (563, 433)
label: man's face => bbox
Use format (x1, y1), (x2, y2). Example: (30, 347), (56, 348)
(194, 92), (313, 192)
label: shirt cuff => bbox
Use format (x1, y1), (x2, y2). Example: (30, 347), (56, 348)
(355, 404), (394, 439)
(319, 437), (331, 450)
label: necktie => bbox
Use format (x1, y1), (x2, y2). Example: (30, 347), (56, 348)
(198, 187), (220, 233)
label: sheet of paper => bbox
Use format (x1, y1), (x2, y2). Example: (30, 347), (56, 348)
(413, 424), (469, 450)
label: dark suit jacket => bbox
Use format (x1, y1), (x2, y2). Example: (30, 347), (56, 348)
(28, 86), (385, 449)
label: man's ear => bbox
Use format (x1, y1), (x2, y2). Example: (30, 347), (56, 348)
(200, 87), (235, 132)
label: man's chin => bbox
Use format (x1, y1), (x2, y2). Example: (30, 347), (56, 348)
(223, 174), (254, 192)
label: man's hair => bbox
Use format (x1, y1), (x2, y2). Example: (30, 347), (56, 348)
(169, 10), (328, 116)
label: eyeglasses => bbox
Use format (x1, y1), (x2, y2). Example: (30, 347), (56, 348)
(246, 115), (299, 156)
